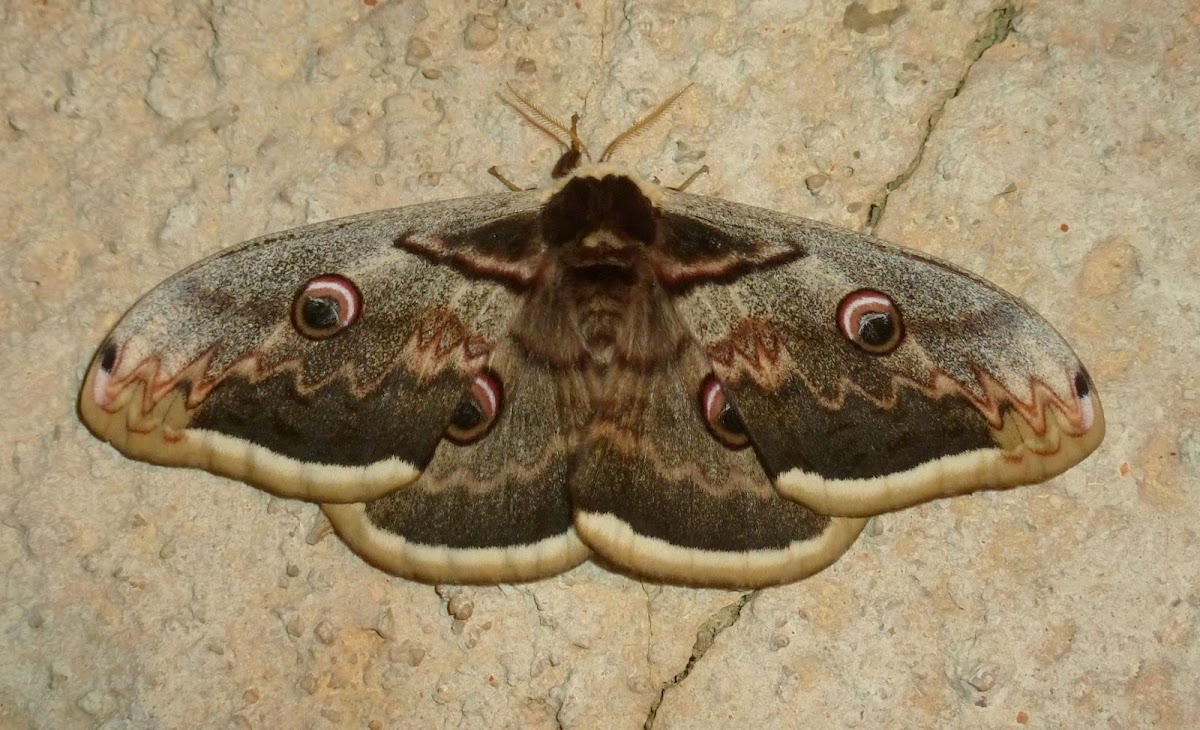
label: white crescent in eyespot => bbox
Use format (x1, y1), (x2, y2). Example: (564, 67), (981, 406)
(702, 378), (722, 419)
(473, 372), (500, 416)
(305, 277), (361, 324)
(839, 291), (892, 339)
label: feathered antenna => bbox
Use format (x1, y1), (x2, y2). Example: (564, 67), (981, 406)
(500, 83), (694, 179)
(598, 83), (692, 162)
(502, 83), (592, 164)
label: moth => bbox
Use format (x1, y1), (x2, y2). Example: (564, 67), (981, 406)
(78, 90), (1105, 588)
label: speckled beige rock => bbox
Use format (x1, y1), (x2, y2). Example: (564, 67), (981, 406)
(1, 1), (1195, 728)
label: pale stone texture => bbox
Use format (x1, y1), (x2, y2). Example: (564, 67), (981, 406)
(1, 0), (1195, 728)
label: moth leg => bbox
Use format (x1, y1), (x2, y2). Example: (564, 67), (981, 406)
(487, 166), (530, 192)
(669, 164), (710, 192)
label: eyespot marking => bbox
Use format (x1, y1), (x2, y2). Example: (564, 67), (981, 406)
(837, 289), (904, 354)
(700, 375), (750, 450)
(291, 274), (362, 340)
(91, 342), (119, 407)
(99, 341), (118, 372)
(446, 371), (503, 445)
(1074, 369), (1096, 431)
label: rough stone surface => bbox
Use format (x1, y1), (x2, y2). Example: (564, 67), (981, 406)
(2, 1), (1196, 728)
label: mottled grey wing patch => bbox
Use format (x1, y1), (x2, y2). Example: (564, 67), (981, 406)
(659, 188), (1104, 516)
(81, 193), (546, 504)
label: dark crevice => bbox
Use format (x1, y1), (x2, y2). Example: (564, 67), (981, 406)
(866, 2), (1018, 232)
(642, 591), (755, 729)
(643, 583), (655, 669)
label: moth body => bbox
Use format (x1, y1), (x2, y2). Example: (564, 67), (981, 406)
(79, 155), (1104, 587)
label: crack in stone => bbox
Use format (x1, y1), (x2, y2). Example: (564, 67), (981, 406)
(642, 584), (655, 667)
(0, 515), (35, 560)
(554, 692), (567, 730)
(642, 591), (755, 729)
(866, 2), (1017, 232)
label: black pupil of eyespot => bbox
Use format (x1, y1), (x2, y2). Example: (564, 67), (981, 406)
(717, 403), (746, 436)
(451, 398), (484, 431)
(858, 311), (894, 346)
(302, 296), (341, 330)
(1074, 371), (1090, 398)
